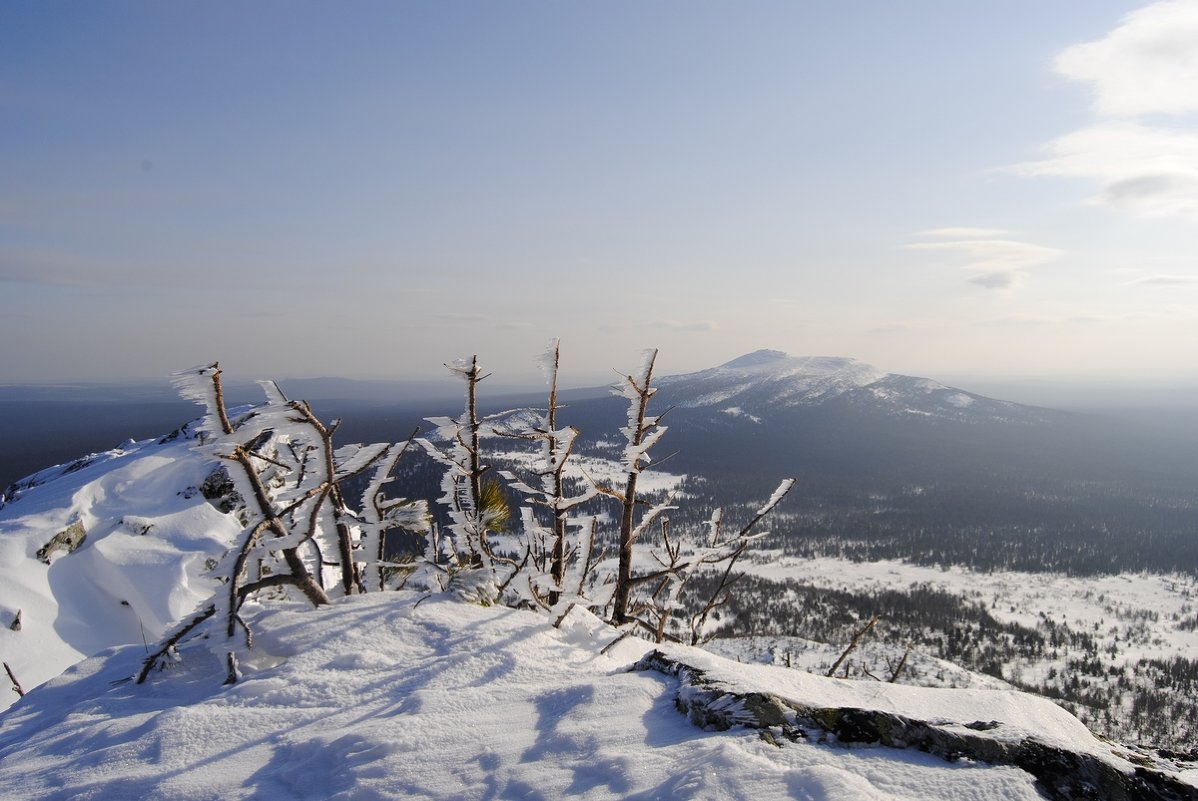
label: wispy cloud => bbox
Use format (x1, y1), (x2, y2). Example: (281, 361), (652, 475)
(973, 311), (1172, 327)
(916, 227), (1012, 239)
(972, 314), (1054, 327)
(903, 234), (1063, 292)
(967, 271), (1023, 290)
(633, 320), (717, 332)
(427, 311), (533, 330)
(1015, 2), (1198, 219)
(1015, 123), (1198, 218)
(1125, 273), (1198, 286)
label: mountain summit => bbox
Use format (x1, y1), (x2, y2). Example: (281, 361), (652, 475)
(658, 351), (1033, 424)
(718, 348), (791, 369)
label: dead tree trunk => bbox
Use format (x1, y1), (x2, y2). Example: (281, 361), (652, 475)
(827, 614), (878, 678)
(4, 661), (25, 698)
(611, 350), (659, 625)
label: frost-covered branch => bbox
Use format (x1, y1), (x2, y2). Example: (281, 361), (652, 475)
(417, 355), (517, 602)
(358, 431), (430, 592)
(500, 340), (599, 610)
(143, 361), (428, 687)
(610, 349), (664, 625)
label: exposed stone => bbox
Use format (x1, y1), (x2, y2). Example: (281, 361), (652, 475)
(634, 649), (1198, 801)
(61, 457), (96, 475)
(36, 520), (88, 564)
(199, 466), (243, 515)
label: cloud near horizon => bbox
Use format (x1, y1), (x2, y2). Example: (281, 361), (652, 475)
(1126, 273), (1198, 286)
(903, 236), (1064, 292)
(1016, 122), (1198, 218)
(916, 227), (1013, 239)
(633, 319), (717, 332)
(1017, 1), (1198, 220)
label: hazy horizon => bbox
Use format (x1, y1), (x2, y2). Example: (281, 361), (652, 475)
(2, 352), (1196, 413)
(3, 2), (1197, 387)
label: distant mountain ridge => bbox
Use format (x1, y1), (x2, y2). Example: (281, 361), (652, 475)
(654, 349), (1046, 425)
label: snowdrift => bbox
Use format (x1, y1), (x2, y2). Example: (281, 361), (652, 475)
(2, 591), (1196, 800)
(0, 429), (239, 713)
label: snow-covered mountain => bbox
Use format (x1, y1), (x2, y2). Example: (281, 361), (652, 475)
(2, 365), (1197, 799)
(655, 350), (1045, 425)
(0, 354), (1038, 719)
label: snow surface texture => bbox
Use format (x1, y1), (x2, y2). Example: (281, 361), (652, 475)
(0, 421), (689, 714)
(6, 591), (1180, 801)
(0, 431), (238, 713)
(0, 366), (1190, 799)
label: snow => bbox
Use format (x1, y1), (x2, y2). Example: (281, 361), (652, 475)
(1, 591), (1114, 801)
(489, 446), (686, 495)
(662, 354), (891, 411)
(2, 361), (1194, 799)
(657, 352), (1030, 424)
(758, 479), (798, 515)
(718, 349), (790, 369)
(659, 643), (1094, 748)
(721, 406), (762, 423)
(739, 553), (1198, 681)
(0, 434), (238, 713)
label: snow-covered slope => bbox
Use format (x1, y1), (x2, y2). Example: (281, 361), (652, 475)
(4, 591), (1192, 801)
(656, 350), (1043, 424)
(1, 384), (1195, 799)
(0, 427), (238, 713)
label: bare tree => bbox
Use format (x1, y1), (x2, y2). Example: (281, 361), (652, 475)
(685, 480), (797, 645)
(500, 340), (598, 610)
(139, 362), (427, 684)
(624, 480), (797, 644)
(357, 432), (429, 592)
(591, 350), (796, 639)
(418, 356), (524, 601)
(826, 614), (879, 678)
(605, 350), (671, 625)
(139, 348), (797, 688)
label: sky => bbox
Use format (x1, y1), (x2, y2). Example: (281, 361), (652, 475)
(2, 1), (1197, 392)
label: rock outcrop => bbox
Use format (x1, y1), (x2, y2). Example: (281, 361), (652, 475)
(634, 650), (1198, 801)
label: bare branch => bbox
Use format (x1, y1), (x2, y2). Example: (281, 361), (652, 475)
(826, 614), (878, 678)
(136, 605), (216, 684)
(4, 661), (25, 698)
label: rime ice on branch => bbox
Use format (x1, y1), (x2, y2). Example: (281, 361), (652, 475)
(139, 362), (429, 685)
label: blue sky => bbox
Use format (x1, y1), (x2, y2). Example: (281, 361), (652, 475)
(2, 1), (1197, 389)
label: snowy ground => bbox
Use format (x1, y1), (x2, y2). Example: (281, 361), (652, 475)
(0, 424), (685, 718)
(1, 591), (1160, 801)
(3, 416), (1195, 798)
(730, 552), (1198, 746)
(739, 552), (1198, 671)
(0, 433), (239, 713)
